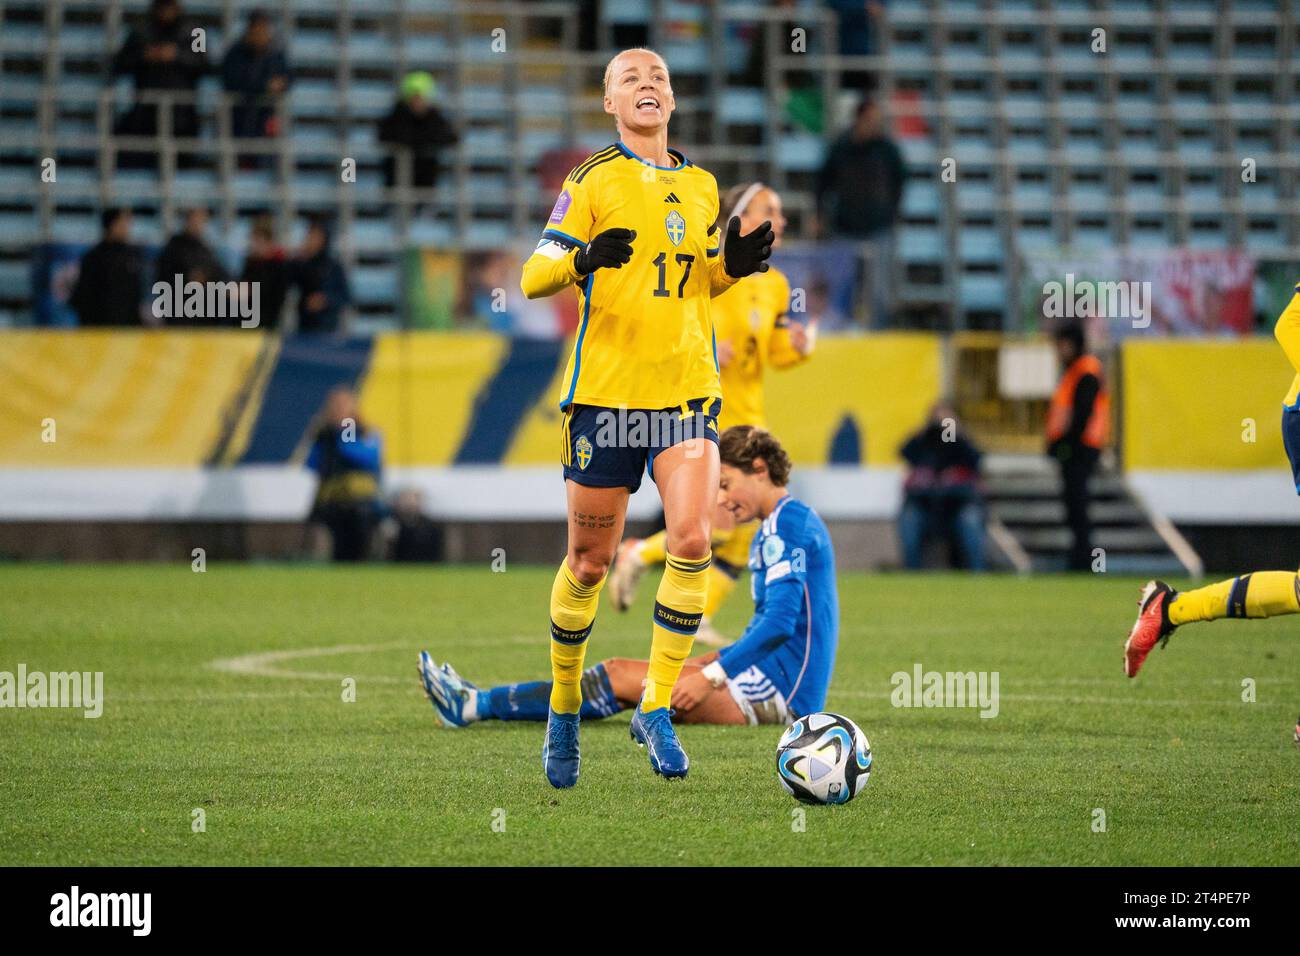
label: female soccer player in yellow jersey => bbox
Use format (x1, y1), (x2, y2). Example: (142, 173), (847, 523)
(1124, 281), (1300, 742)
(608, 182), (815, 644)
(519, 48), (775, 787)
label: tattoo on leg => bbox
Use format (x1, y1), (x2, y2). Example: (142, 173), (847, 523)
(572, 511), (617, 529)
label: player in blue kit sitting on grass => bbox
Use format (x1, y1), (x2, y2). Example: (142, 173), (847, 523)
(419, 426), (839, 730)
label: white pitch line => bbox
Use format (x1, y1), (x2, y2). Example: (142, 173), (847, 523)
(209, 642), (411, 683)
(207, 637), (543, 684)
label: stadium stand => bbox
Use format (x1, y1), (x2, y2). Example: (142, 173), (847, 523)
(3, 0), (1300, 573)
(2, 0), (1293, 330)
(0, 1), (1294, 329)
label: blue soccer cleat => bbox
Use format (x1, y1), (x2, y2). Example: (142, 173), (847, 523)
(417, 651), (472, 728)
(542, 709), (581, 789)
(629, 704), (689, 779)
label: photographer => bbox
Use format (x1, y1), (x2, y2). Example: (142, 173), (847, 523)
(305, 387), (383, 562)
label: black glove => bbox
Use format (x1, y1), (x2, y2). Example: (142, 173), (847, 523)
(574, 227), (635, 275)
(722, 216), (774, 278)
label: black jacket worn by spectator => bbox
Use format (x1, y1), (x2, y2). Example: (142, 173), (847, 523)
(240, 251), (290, 329)
(69, 240), (146, 326)
(377, 101), (459, 188)
(292, 249), (351, 333)
(112, 17), (208, 141)
(816, 133), (906, 239)
(221, 41), (290, 138)
(154, 234), (230, 326)
(900, 424), (983, 496)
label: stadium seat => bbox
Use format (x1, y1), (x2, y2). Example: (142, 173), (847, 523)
(0, 260), (29, 299)
(776, 134), (824, 173)
(720, 89), (767, 126)
(351, 266), (400, 308)
(959, 274), (1007, 313)
(899, 227), (945, 264)
(959, 228), (1003, 265)
(0, 210), (39, 245)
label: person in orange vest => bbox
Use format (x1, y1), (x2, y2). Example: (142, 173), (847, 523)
(1046, 323), (1109, 570)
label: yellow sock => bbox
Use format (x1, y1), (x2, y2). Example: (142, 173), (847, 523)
(1169, 571), (1300, 626)
(702, 564), (738, 619)
(548, 560), (605, 714)
(637, 530), (668, 565)
(642, 552), (710, 711)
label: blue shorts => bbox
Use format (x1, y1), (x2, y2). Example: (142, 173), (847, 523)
(561, 397), (722, 493)
(1283, 404), (1300, 494)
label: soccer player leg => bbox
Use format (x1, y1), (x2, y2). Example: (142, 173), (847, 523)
(543, 477), (629, 788)
(645, 440), (717, 712)
(629, 415), (720, 778)
(1169, 572), (1300, 626)
(1126, 571), (1300, 678)
(474, 663), (623, 722)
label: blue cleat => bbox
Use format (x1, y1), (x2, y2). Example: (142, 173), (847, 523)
(542, 709), (581, 789)
(629, 704), (689, 779)
(417, 651), (472, 727)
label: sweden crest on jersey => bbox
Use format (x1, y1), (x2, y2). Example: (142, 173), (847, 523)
(665, 210), (686, 246)
(574, 434), (593, 470)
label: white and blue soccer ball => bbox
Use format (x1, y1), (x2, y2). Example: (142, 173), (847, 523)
(776, 712), (872, 805)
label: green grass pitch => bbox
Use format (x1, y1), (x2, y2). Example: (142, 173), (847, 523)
(2, 563), (1298, 866)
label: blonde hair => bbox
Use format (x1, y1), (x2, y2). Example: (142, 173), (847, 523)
(603, 47), (667, 96)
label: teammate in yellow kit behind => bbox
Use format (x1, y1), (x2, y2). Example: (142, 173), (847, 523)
(607, 182), (815, 644)
(517, 47), (776, 788)
(1124, 281), (1300, 743)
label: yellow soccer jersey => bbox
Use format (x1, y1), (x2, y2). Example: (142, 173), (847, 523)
(520, 142), (739, 410)
(1276, 283), (1300, 406)
(713, 266), (808, 430)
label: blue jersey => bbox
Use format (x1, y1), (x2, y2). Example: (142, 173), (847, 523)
(717, 495), (839, 717)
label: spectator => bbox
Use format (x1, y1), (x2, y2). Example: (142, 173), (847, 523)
(69, 208), (147, 327)
(307, 386), (383, 562)
(815, 96), (905, 326)
(825, 0), (887, 89)
(377, 71), (459, 194)
(155, 207), (229, 325)
(1046, 323), (1110, 571)
(386, 488), (445, 562)
(292, 216), (351, 333)
(239, 213), (290, 329)
(897, 402), (986, 571)
(111, 0), (208, 169)
(220, 9), (291, 167)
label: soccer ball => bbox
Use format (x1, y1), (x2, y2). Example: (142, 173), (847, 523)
(776, 712), (872, 805)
